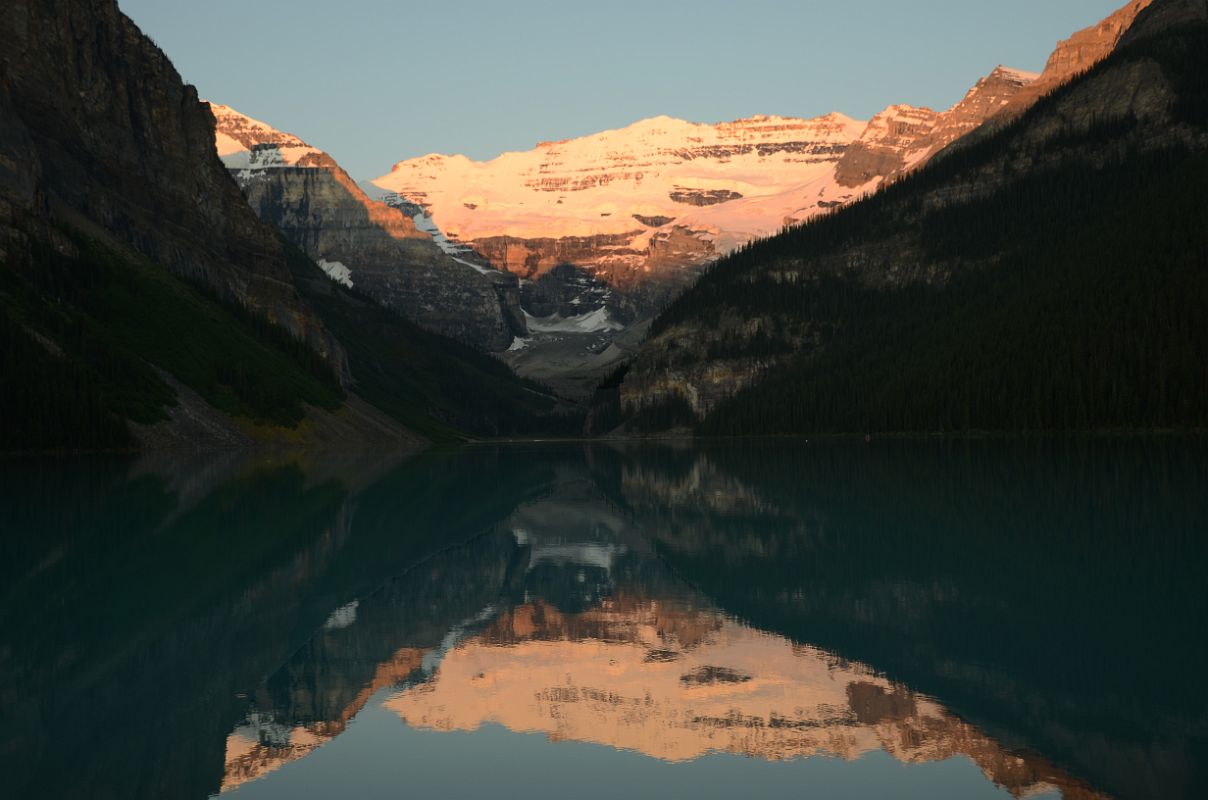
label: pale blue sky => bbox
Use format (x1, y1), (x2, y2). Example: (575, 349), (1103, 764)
(120, 0), (1130, 179)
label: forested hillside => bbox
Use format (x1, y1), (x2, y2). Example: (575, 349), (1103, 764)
(0, 232), (581, 452)
(619, 4), (1208, 436)
(0, 234), (346, 452)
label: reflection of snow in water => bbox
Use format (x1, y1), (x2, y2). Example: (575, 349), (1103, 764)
(232, 711), (294, 749)
(511, 525), (629, 574)
(322, 599), (359, 631)
(528, 543), (627, 573)
(419, 605), (498, 675)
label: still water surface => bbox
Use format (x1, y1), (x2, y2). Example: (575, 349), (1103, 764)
(2, 439), (1206, 799)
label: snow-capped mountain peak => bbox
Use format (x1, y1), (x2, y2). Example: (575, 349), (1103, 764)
(211, 104), (326, 169)
(371, 110), (872, 281)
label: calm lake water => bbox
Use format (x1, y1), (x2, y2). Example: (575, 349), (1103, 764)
(2, 439), (1206, 799)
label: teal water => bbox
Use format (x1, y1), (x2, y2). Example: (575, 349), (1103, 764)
(1, 439), (1205, 799)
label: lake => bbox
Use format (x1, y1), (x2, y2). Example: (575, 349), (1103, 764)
(2, 439), (1206, 799)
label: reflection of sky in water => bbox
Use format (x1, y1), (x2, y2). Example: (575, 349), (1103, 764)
(226, 697), (1056, 800)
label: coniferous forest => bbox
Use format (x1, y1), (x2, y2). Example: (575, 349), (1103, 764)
(0, 232), (580, 452)
(631, 21), (1208, 437)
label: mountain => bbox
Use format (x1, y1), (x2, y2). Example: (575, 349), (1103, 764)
(0, 0), (576, 451)
(612, 0), (1208, 436)
(367, 113), (915, 394)
(0, 0), (371, 451)
(212, 105), (527, 351)
(0, 2), (357, 368)
(364, 1), (1155, 396)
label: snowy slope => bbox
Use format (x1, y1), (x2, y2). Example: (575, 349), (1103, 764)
(374, 113), (867, 248)
(368, 66), (1040, 287)
(212, 104), (322, 169)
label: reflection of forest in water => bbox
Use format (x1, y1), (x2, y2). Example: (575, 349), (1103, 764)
(2, 438), (1205, 800)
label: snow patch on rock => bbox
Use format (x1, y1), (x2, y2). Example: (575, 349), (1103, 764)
(524, 307), (623, 334)
(316, 258), (354, 288)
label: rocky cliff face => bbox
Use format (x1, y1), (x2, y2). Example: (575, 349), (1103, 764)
(212, 105), (526, 351)
(958, 0), (1157, 142)
(1038, 0), (1157, 90)
(0, 0), (343, 370)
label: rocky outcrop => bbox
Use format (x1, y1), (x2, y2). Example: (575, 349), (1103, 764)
(1038, 0), (1157, 90)
(622, 359), (774, 420)
(833, 105), (943, 188)
(0, 0), (343, 371)
(957, 0), (1158, 142)
(669, 188), (746, 206)
(471, 231), (646, 281)
(619, 311), (806, 418)
(212, 105), (526, 350)
(835, 65), (1054, 189)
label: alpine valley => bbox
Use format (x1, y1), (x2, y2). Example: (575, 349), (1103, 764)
(203, 0), (1167, 400)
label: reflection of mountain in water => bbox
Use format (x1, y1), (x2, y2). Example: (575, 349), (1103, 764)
(3, 440), (1205, 800)
(389, 605), (1106, 799)
(608, 441), (1208, 800)
(218, 467), (1114, 799)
